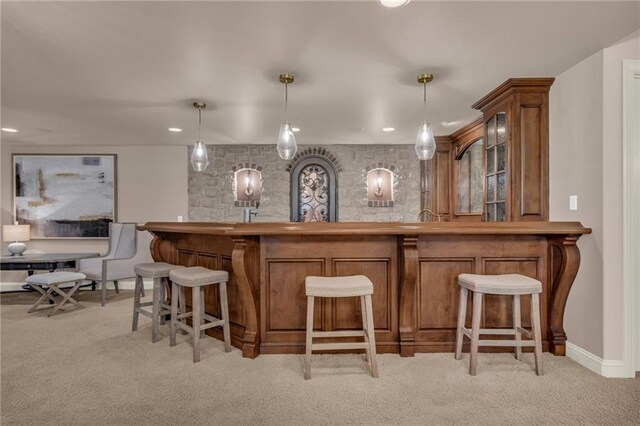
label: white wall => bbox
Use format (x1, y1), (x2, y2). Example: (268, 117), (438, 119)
(549, 49), (604, 357)
(0, 143), (188, 284)
(549, 31), (640, 363)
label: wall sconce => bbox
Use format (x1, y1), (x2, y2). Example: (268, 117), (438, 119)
(367, 168), (394, 207)
(234, 168), (262, 207)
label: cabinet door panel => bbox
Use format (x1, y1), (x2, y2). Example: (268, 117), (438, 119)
(333, 260), (391, 331)
(418, 259), (474, 330)
(482, 259), (539, 328)
(265, 260), (323, 331)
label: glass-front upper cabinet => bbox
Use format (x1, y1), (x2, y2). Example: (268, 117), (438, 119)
(484, 112), (507, 221)
(457, 139), (484, 214)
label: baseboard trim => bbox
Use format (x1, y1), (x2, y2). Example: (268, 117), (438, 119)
(566, 342), (630, 378)
(0, 278), (153, 292)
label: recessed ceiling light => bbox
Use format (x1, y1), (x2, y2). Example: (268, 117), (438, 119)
(379, 0), (411, 8)
(441, 121), (458, 128)
(291, 127), (300, 132)
(382, 127), (395, 132)
(168, 127), (182, 132)
(1, 128), (18, 133)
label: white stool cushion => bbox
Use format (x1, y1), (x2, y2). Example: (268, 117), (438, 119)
(305, 275), (374, 297)
(26, 271), (86, 286)
(458, 273), (542, 295)
(169, 267), (228, 287)
(134, 262), (184, 278)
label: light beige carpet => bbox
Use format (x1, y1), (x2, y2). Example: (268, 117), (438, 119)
(1, 290), (638, 426)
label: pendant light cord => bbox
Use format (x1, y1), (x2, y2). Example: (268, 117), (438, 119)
(423, 82), (427, 124)
(284, 82), (288, 124)
(198, 107), (202, 141)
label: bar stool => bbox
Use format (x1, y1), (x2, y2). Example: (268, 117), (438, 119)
(304, 275), (378, 380)
(26, 272), (87, 317)
(169, 266), (231, 363)
(455, 273), (543, 376)
(132, 262), (184, 343)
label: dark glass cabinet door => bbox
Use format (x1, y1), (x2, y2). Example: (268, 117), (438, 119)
(484, 112), (507, 221)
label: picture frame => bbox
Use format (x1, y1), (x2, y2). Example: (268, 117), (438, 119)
(12, 154), (117, 239)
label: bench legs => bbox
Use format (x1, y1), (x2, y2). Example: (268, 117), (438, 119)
(28, 281), (84, 316)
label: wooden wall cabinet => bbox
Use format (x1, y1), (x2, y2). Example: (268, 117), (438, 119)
(451, 117), (484, 221)
(472, 78), (554, 222)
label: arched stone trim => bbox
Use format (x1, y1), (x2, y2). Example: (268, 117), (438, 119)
(231, 163), (263, 173)
(365, 162), (396, 174)
(285, 147), (343, 173)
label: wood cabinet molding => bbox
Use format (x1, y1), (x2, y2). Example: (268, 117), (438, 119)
(471, 78), (555, 112)
(451, 116), (484, 160)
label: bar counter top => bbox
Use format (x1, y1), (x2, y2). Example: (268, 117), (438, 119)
(139, 221), (591, 236)
(139, 220), (591, 359)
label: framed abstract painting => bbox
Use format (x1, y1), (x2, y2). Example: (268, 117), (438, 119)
(13, 154), (117, 239)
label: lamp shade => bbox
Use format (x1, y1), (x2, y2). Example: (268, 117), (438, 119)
(277, 123), (297, 160)
(3, 224), (30, 242)
(415, 122), (436, 160)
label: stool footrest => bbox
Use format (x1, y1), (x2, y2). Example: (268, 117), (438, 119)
(312, 330), (366, 338)
(312, 342), (370, 351)
(476, 340), (537, 347)
(136, 307), (170, 319)
(461, 327), (533, 337)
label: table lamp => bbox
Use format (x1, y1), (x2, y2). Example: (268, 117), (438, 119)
(3, 223), (30, 256)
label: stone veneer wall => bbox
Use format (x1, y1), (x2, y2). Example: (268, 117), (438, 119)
(188, 144), (420, 222)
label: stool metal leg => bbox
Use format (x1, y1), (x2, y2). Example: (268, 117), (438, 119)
(455, 286), (468, 360)
(469, 291), (483, 376)
(360, 295), (370, 363)
(192, 286), (201, 363)
(219, 281), (232, 352)
(151, 277), (162, 343)
(364, 294), (379, 378)
(531, 293), (543, 376)
(304, 296), (314, 380)
(513, 294), (522, 360)
(132, 275), (143, 332)
(170, 282), (179, 347)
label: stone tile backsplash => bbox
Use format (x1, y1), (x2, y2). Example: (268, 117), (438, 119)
(188, 144), (420, 222)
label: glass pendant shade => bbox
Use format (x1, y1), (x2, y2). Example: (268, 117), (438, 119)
(191, 140), (209, 172)
(415, 122), (436, 160)
(277, 122), (297, 160)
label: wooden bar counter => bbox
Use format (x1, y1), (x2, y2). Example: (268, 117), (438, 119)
(138, 221), (591, 359)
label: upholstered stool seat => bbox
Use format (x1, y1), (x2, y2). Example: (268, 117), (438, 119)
(304, 275), (378, 380)
(455, 273), (544, 376)
(169, 267), (231, 363)
(132, 262), (184, 343)
(26, 271), (87, 317)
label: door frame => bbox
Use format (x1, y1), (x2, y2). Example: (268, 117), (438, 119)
(622, 59), (640, 377)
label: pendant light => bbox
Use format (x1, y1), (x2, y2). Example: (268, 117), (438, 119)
(190, 101), (209, 172)
(415, 73), (436, 161)
(277, 73), (297, 160)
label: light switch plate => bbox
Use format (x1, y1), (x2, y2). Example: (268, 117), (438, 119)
(569, 195), (578, 211)
(177, 215), (183, 222)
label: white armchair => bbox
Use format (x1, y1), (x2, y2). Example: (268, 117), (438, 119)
(78, 223), (153, 306)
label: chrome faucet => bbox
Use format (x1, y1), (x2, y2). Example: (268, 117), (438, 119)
(417, 208), (443, 222)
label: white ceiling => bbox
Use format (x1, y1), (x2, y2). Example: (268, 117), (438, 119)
(1, 1), (639, 146)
